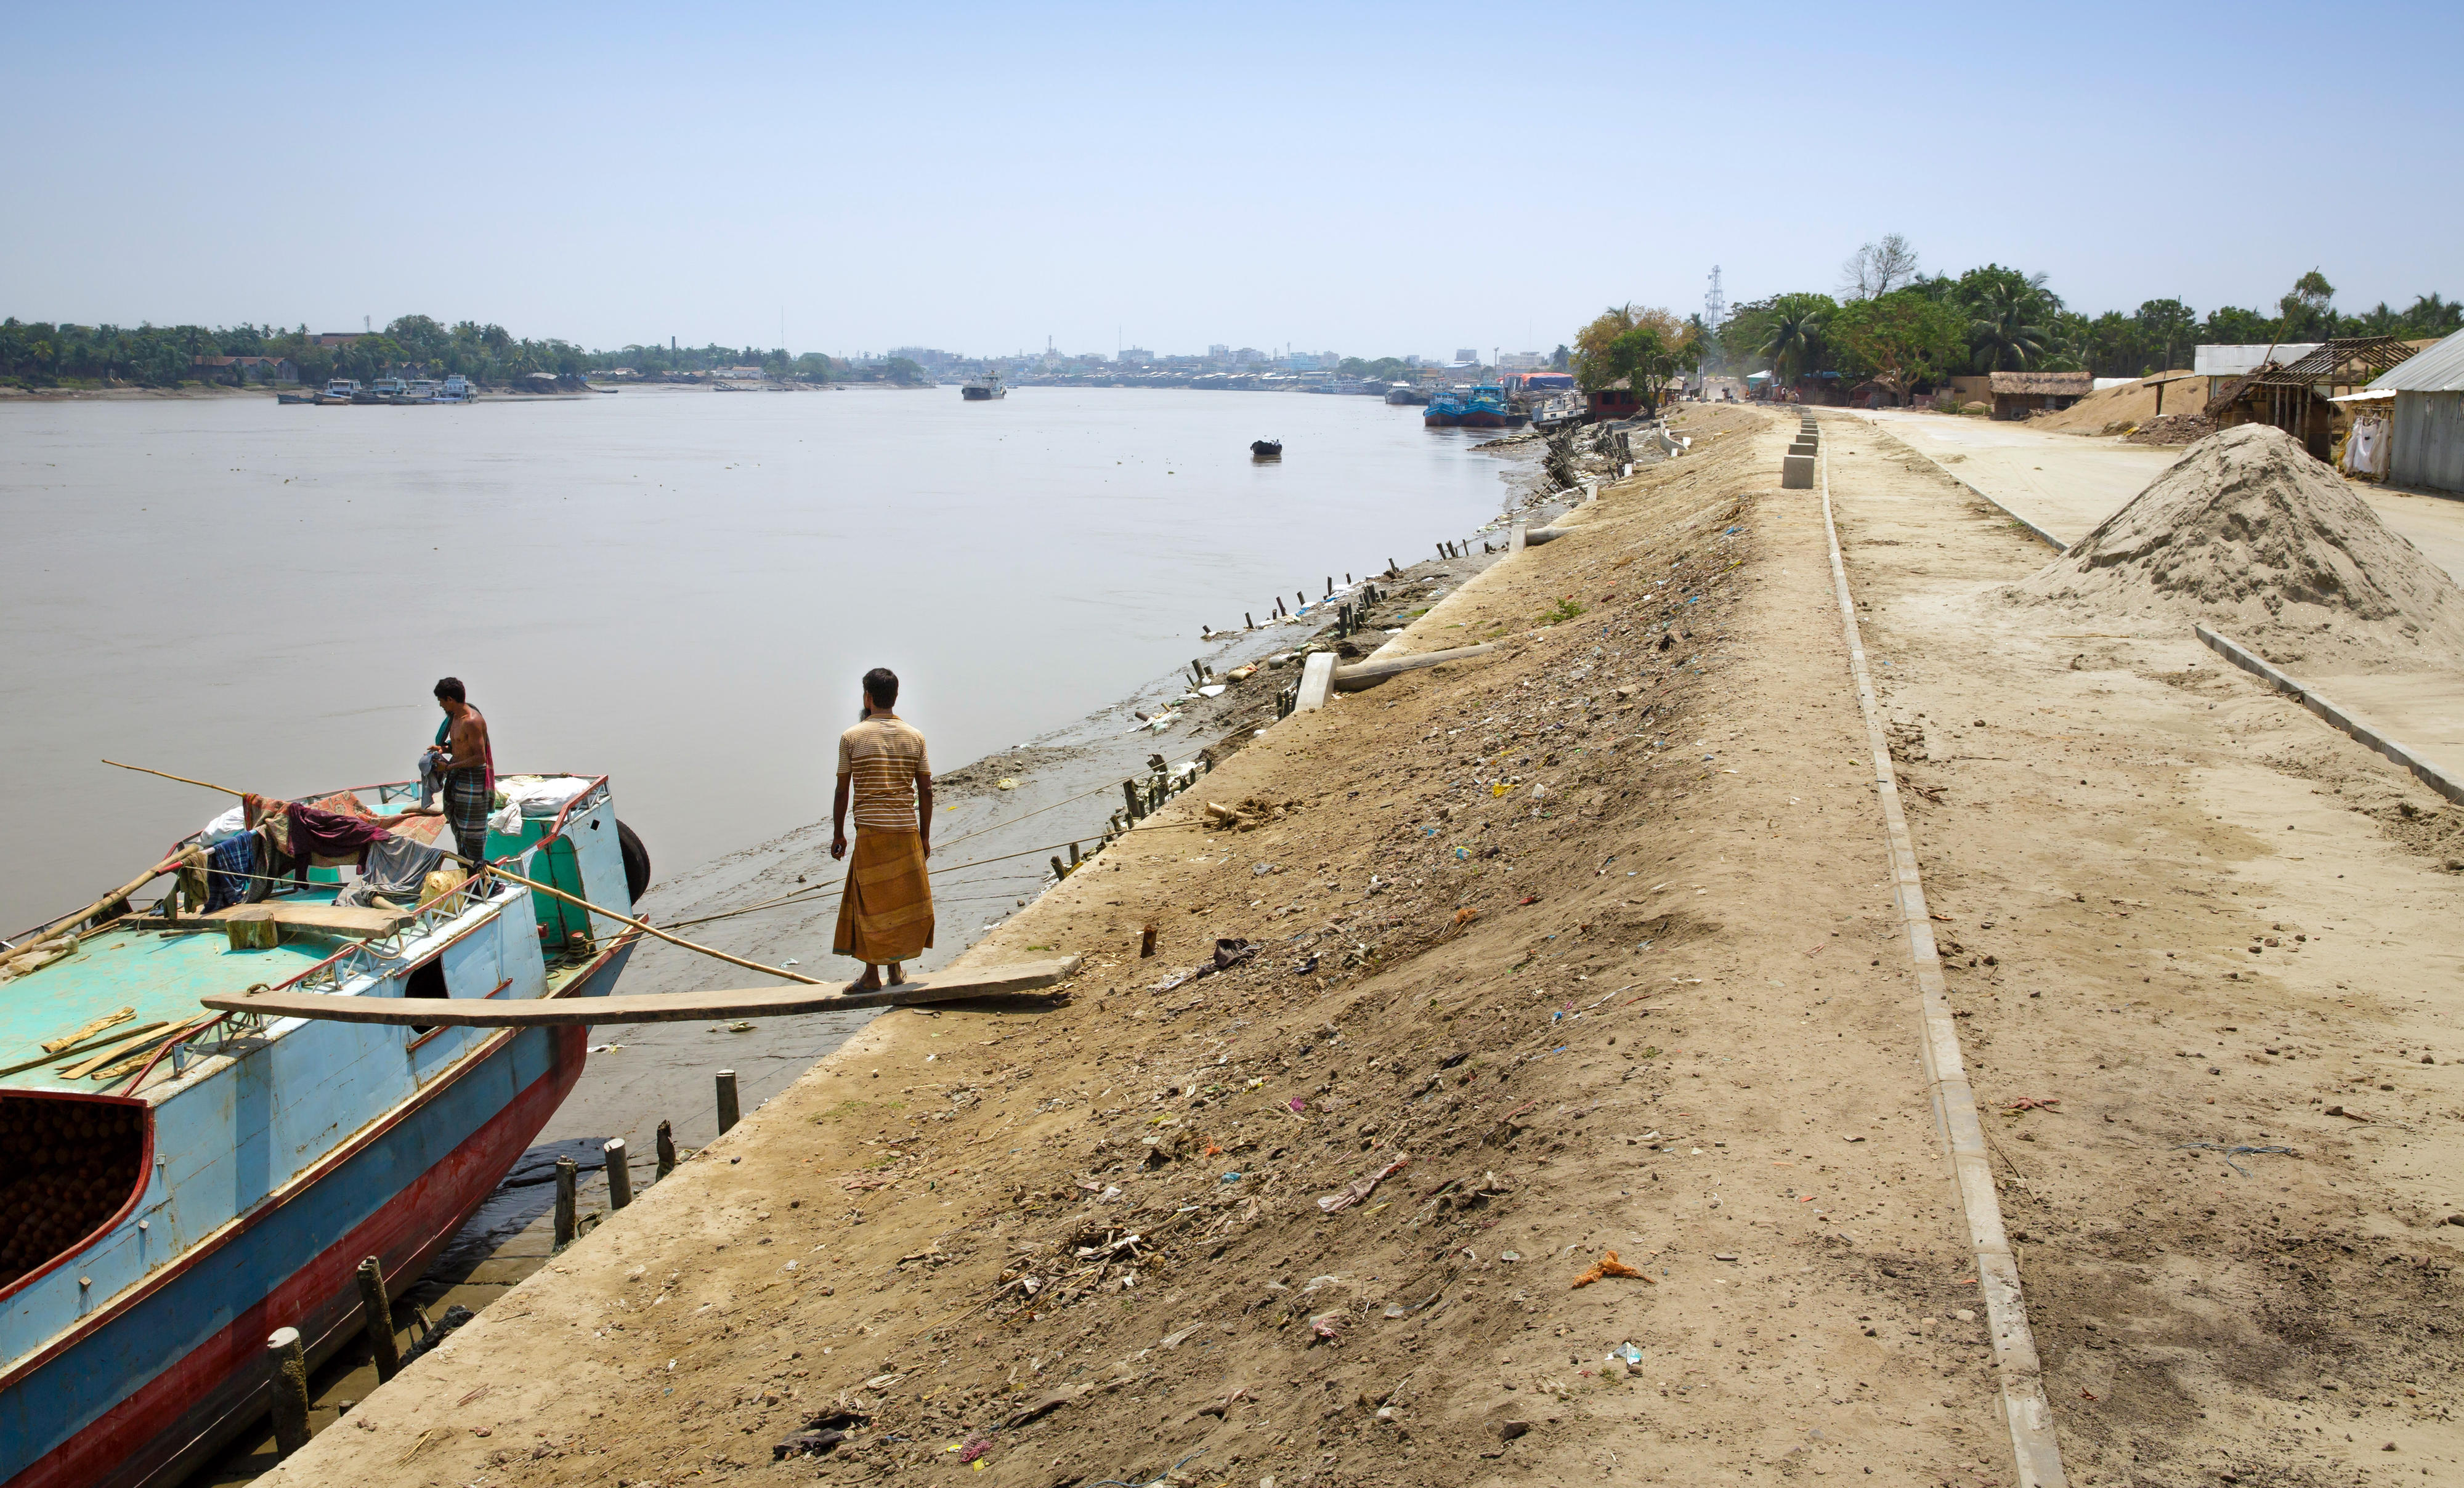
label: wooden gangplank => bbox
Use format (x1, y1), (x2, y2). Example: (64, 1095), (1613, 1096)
(200, 956), (1080, 1026)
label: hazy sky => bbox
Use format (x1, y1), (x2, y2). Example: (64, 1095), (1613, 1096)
(6, 2), (2458, 359)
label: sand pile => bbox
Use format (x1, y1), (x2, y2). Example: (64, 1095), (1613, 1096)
(2030, 371), (2197, 435)
(2014, 423), (2464, 665)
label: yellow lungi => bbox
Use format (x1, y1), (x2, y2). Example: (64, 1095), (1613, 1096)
(833, 831), (934, 963)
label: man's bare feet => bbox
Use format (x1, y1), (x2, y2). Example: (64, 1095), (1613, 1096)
(886, 962), (907, 985)
(852, 966), (884, 992)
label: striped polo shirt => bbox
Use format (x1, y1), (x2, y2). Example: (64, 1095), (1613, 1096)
(838, 715), (931, 833)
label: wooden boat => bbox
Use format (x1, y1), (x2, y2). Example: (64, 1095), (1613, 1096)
(0, 775), (647, 1487)
(1250, 440), (1283, 459)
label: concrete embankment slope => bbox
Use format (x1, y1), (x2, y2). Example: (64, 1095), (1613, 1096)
(267, 404), (2033, 1486)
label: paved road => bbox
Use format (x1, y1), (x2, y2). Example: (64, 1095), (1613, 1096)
(1856, 409), (2464, 785)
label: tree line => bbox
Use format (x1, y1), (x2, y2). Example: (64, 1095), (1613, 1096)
(0, 314), (879, 389)
(1712, 240), (2462, 394)
(1568, 242), (2460, 406)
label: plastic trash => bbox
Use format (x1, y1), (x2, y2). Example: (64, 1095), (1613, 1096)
(1607, 1343), (1643, 1365)
(1199, 684), (1227, 698)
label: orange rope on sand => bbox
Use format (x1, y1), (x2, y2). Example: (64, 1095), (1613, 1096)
(1570, 1250), (1651, 1288)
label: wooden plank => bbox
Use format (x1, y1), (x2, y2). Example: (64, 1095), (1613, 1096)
(209, 903), (417, 937)
(200, 955), (1082, 1027)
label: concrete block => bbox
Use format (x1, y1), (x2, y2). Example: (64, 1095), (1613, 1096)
(1294, 651), (1339, 711)
(1781, 452), (1815, 489)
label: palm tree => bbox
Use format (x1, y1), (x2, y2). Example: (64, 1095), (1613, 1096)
(1966, 278), (2051, 371)
(1759, 293), (1834, 380)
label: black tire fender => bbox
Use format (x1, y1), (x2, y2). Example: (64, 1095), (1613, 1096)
(616, 819), (652, 907)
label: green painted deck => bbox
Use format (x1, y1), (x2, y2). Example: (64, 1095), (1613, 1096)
(0, 918), (332, 1093)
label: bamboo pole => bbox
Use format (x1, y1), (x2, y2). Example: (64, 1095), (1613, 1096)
(98, 758), (823, 988)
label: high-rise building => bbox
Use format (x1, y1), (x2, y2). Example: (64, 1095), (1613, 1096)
(1454, 348), (1480, 365)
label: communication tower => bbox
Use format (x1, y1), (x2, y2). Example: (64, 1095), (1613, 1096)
(1704, 265), (1727, 331)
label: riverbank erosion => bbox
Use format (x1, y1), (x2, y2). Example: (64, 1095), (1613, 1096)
(262, 402), (2464, 1486)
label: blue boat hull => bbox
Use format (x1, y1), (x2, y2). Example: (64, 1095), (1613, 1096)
(1, 938), (634, 1488)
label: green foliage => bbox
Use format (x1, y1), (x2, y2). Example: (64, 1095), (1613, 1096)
(1540, 597), (1585, 625)
(880, 357), (928, 386)
(1828, 290), (1966, 397)
(1756, 293), (1838, 380)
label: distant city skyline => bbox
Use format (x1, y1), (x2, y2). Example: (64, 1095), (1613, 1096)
(5, 4), (2457, 355)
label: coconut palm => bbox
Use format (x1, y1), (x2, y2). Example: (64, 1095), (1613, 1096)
(1965, 277), (2053, 371)
(1758, 293), (1836, 380)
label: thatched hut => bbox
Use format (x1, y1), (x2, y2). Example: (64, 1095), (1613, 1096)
(1988, 371), (2093, 420)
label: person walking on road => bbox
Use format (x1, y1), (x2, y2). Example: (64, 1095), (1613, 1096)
(832, 667), (934, 990)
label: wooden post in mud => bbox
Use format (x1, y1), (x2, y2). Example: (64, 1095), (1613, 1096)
(605, 1138), (633, 1210)
(1246, 612), (1255, 629)
(656, 1120), (677, 1178)
(716, 1070), (741, 1133)
(1121, 780), (1142, 822)
(553, 1156), (577, 1248)
(356, 1256), (399, 1382)
(1068, 843), (1081, 866)
(267, 1327), (310, 1458)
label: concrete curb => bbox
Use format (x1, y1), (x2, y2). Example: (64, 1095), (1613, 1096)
(2195, 625), (2464, 806)
(1817, 444), (2070, 1488)
(1852, 414), (2070, 551)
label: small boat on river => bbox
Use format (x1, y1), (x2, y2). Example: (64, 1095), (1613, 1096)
(0, 773), (648, 1487)
(1250, 440), (1283, 460)
(311, 379), (359, 406)
(1423, 388), (1467, 427)
(961, 370), (1006, 400)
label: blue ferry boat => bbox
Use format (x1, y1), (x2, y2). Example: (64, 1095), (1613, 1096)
(1422, 387), (1467, 427)
(1460, 382), (1527, 429)
(0, 775), (645, 1487)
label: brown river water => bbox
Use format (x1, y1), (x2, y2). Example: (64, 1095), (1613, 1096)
(0, 385), (1520, 935)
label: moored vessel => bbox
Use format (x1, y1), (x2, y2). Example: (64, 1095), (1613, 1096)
(1250, 439), (1283, 460)
(960, 369), (1006, 400)
(1422, 387), (1467, 427)
(311, 378), (359, 406)
(0, 774), (647, 1487)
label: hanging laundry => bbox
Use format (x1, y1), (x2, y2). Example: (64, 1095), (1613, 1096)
(201, 831), (258, 913)
(244, 795), (296, 857)
(357, 833), (446, 899)
(287, 801), (398, 869)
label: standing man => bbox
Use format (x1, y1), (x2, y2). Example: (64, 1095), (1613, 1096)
(832, 667), (934, 990)
(431, 677), (495, 868)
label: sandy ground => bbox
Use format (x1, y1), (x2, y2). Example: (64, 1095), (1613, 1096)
(253, 404), (2464, 1488)
(1822, 416), (2464, 1484)
(1853, 411), (2464, 784)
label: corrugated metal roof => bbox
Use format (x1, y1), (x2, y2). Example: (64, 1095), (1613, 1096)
(2370, 328), (2464, 393)
(2197, 342), (2322, 376)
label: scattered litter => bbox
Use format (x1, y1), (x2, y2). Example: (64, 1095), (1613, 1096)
(2174, 1141), (2296, 1177)
(2004, 1096), (2059, 1113)
(1606, 1343), (1644, 1365)
(1712, 1251), (1739, 1263)
(1499, 1250), (1522, 1264)
(586, 1043), (625, 1054)
(1571, 1250), (1650, 1288)
(1318, 1154), (1411, 1213)
(1308, 1314), (1344, 1344)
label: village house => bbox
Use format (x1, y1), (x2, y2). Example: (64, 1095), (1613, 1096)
(2370, 327), (2464, 495)
(1989, 370), (2093, 419)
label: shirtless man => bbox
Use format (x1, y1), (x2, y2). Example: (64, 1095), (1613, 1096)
(431, 677), (495, 865)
